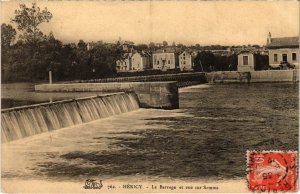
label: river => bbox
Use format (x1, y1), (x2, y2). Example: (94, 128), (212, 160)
(1, 82), (298, 192)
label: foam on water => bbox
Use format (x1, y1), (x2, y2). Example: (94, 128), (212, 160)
(1, 93), (139, 143)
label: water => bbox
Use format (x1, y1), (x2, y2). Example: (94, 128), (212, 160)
(2, 93), (139, 143)
(2, 83), (298, 183)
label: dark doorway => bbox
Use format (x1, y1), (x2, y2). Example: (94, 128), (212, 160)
(282, 54), (287, 63)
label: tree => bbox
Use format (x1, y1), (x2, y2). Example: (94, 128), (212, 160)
(135, 44), (148, 51)
(162, 41), (168, 47)
(1, 24), (17, 48)
(149, 42), (155, 50)
(195, 44), (201, 49)
(194, 51), (216, 72)
(227, 53), (238, 71)
(77, 40), (87, 50)
(11, 3), (52, 46)
(255, 54), (269, 70)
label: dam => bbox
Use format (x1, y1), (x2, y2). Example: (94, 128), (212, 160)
(1, 92), (139, 142)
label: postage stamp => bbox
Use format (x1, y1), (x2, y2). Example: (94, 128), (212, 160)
(247, 151), (297, 192)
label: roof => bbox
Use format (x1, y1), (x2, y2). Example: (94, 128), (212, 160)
(237, 50), (256, 55)
(153, 48), (177, 54)
(179, 50), (193, 55)
(267, 37), (299, 48)
(133, 51), (151, 57)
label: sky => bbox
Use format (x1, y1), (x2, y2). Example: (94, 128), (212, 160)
(1, 1), (299, 46)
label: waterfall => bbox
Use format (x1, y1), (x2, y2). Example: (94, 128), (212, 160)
(1, 92), (139, 143)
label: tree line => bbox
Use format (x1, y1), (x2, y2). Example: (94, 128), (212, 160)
(1, 3), (122, 82)
(1, 3), (269, 83)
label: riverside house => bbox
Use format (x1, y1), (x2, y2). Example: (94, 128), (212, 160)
(116, 53), (132, 72)
(267, 33), (299, 69)
(131, 51), (152, 71)
(179, 51), (194, 71)
(152, 49), (178, 71)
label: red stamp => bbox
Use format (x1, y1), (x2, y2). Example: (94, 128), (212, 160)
(247, 151), (297, 192)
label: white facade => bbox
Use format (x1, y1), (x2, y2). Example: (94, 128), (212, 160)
(179, 51), (193, 71)
(237, 52), (255, 72)
(131, 53), (151, 71)
(152, 52), (176, 70)
(269, 48), (299, 69)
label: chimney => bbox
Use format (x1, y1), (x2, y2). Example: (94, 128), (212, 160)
(267, 32), (272, 45)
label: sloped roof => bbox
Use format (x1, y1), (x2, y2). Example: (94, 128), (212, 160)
(153, 48), (176, 53)
(237, 50), (256, 55)
(267, 37), (299, 48)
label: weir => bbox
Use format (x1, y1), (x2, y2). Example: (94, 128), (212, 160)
(35, 82), (179, 109)
(1, 92), (139, 143)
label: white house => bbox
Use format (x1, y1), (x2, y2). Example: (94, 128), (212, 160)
(152, 49), (178, 71)
(179, 51), (193, 71)
(237, 50), (256, 72)
(131, 51), (152, 71)
(115, 53), (133, 72)
(267, 33), (299, 69)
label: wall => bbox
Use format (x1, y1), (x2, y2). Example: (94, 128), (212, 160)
(251, 70), (296, 82)
(131, 53), (142, 70)
(74, 72), (207, 84)
(35, 82), (179, 109)
(207, 70), (299, 83)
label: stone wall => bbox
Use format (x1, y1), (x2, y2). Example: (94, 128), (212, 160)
(251, 70), (296, 82)
(35, 82), (179, 109)
(207, 70), (298, 83)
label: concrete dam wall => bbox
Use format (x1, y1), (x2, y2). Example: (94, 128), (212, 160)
(66, 72), (207, 87)
(2, 92), (139, 142)
(35, 82), (179, 109)
(207, 70), (299, 83)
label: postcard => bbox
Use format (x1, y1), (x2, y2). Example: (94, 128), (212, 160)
(1, 1), (299, 193)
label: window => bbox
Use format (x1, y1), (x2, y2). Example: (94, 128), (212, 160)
(292, 53), (297, 61)
(168, 60), (170, 64)
(183, 61), (186, 65)
(243, 56), (248, 65)
(274, 54), (278, 62)
(157, 61), (159, 65)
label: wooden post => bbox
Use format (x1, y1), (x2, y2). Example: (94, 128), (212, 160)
(49, 70), (52, 84)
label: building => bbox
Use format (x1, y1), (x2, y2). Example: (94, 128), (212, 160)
(131, 51), (152, 71)
(179, 51), (194, 71)
(115, 53), (132, 72)
(267, 33), (299, 69)
(237, 50), (256, 72)
(152, 49), (178, 71)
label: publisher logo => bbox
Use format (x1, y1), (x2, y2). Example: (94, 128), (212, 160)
(83, 179), (103, 189)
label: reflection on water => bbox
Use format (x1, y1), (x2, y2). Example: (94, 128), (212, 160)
(2, 83), (298, 181)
